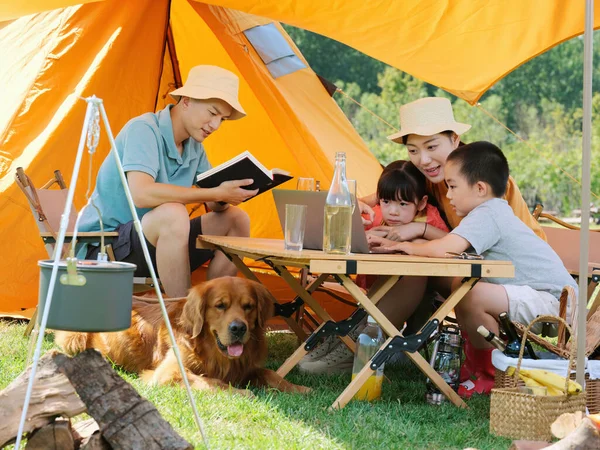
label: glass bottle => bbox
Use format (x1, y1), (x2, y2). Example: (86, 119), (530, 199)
(323, 152), (352, 254)
(498, 312), (538, 359)
(426, 326), (463, 405)
(477, 325), (507, 352)
(351, 315), (385, 401)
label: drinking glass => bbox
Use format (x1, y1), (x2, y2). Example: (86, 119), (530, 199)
(284, 204), (308, 251)
(347, 179), (357, 212)
(297, 177), (315, 191)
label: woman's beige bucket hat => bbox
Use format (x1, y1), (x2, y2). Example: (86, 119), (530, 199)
(170, 65), (246, 120)
(387, 97), (471, 143)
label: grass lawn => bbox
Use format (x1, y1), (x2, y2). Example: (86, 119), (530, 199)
(0, 320), (513, 450)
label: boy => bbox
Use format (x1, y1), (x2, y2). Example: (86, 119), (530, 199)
(370, 141), (577, 397)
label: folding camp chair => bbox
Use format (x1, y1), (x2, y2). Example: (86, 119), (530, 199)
(15, 167), (160, 335)
(532, 204), (600, 351)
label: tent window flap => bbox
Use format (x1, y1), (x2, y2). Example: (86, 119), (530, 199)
(244, 23), (306, 78)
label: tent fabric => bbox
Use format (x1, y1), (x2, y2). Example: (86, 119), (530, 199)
(0, 0), (382, 315)
(200, 0), (600, 105)
(4, 1), (600, 104)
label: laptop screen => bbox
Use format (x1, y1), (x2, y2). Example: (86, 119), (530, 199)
(272, 189), (370, 253)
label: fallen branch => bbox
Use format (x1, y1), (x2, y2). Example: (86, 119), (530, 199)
(0, 351), (85, 448)
(54, 350), (192, 450)
(545, 418), (600, 450)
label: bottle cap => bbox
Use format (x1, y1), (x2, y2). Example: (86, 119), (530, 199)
(367, 315), (377, 324)
(477, 325), (490, 337)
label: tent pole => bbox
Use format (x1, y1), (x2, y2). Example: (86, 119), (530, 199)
(576, 0), (593, 386)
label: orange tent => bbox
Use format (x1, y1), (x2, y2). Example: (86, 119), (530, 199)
(0, 0), (382, 316)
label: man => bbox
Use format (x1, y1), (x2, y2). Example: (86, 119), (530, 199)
(79, 65), (257, 297)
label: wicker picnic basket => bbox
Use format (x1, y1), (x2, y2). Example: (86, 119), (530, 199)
(489, 315), (586, 441)
(495, 293), (600, 414)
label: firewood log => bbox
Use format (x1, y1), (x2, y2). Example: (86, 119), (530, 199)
(54, 350), (192, 450)
(544, 418), (600, 450)
(0, 351), (85, 448)
(24, 418), (74, 450)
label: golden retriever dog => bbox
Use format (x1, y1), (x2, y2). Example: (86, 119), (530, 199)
(55, 277), (309, 396)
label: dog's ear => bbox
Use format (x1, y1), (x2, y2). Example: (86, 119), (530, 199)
(181, 285), (207, 338)
(251, 281), (275, 329)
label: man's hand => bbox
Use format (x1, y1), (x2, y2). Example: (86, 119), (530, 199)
(359, 199), (375, 226)
(216, 179), (258, 205)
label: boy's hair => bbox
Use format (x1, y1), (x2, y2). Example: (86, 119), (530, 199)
(446, 141), (509, 197)
(377, 160), (427, 204)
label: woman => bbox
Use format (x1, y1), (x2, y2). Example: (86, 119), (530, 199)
(301, 97), (545, 398)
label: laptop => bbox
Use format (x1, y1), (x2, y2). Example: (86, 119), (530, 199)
(272, 189), (370, 253)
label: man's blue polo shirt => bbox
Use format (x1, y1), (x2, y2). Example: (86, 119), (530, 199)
(79, 104), (212, 233)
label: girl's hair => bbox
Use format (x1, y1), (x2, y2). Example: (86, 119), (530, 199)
(377, 160), (427, 204)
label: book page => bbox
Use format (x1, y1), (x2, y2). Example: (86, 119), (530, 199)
(196, 150), (274, 182)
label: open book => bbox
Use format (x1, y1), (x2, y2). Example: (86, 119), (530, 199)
(196, 150), (293, 201)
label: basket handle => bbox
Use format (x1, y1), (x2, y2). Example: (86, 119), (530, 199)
(511, 314), (576, 393)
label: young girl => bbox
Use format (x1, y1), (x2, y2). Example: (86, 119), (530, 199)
(358, 160), (449, 290)
(364, 160), (448, 235)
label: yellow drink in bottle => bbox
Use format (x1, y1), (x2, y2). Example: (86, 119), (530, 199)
(352, 373), (383, 401)
(351, 315), (386, 402)
(323, 204), (352, 254)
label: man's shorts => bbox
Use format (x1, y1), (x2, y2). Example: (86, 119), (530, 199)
(86, 216), (214, 278)
(503, 284), (560, 335)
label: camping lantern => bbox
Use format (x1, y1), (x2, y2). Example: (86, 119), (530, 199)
(38, 259), (136, 331)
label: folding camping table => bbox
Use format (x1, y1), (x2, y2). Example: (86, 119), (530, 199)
(197, 235), (514, 409)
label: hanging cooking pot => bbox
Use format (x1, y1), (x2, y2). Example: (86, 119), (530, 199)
(38, 258), (136, 332)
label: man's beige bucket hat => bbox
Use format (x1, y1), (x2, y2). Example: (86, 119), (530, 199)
(170, 65), (246, 120)
(387, 97), (471, 143)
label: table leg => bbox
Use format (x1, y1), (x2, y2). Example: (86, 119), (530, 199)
(277, 275), (400, 378)
(275, 264), (356, 351)
(334, 275), (472, 409)
(276, 324), (331, 378)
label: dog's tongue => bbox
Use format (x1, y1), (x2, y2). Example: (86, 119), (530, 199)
(227, 343), (244, 357)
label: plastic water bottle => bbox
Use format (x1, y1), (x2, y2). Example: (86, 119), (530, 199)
(351, 315), (385, 401)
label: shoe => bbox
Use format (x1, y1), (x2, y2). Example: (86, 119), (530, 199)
(458, 374), (495, 398)
(299, 319), (365, 363)
(298, 340), (354, 374)
(458, 347), (496, 398)
(459, 331), (477, 382)
(476, 347), (496, 379)
(301, 334), (339, 362)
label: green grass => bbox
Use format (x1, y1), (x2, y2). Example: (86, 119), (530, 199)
(0, 320), (512, 450)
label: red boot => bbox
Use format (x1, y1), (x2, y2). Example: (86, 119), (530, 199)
(459, 331), (477, 382)
(458, 348), (495, 398)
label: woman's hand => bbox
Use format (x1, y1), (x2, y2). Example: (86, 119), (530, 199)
(358, 199), (375, 226)
(371, 222), (422, 242)
(368, 235), (413, 254)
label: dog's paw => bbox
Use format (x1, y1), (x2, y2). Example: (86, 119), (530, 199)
(233, 387), (255, 398)
(292, 384), (312, 394)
